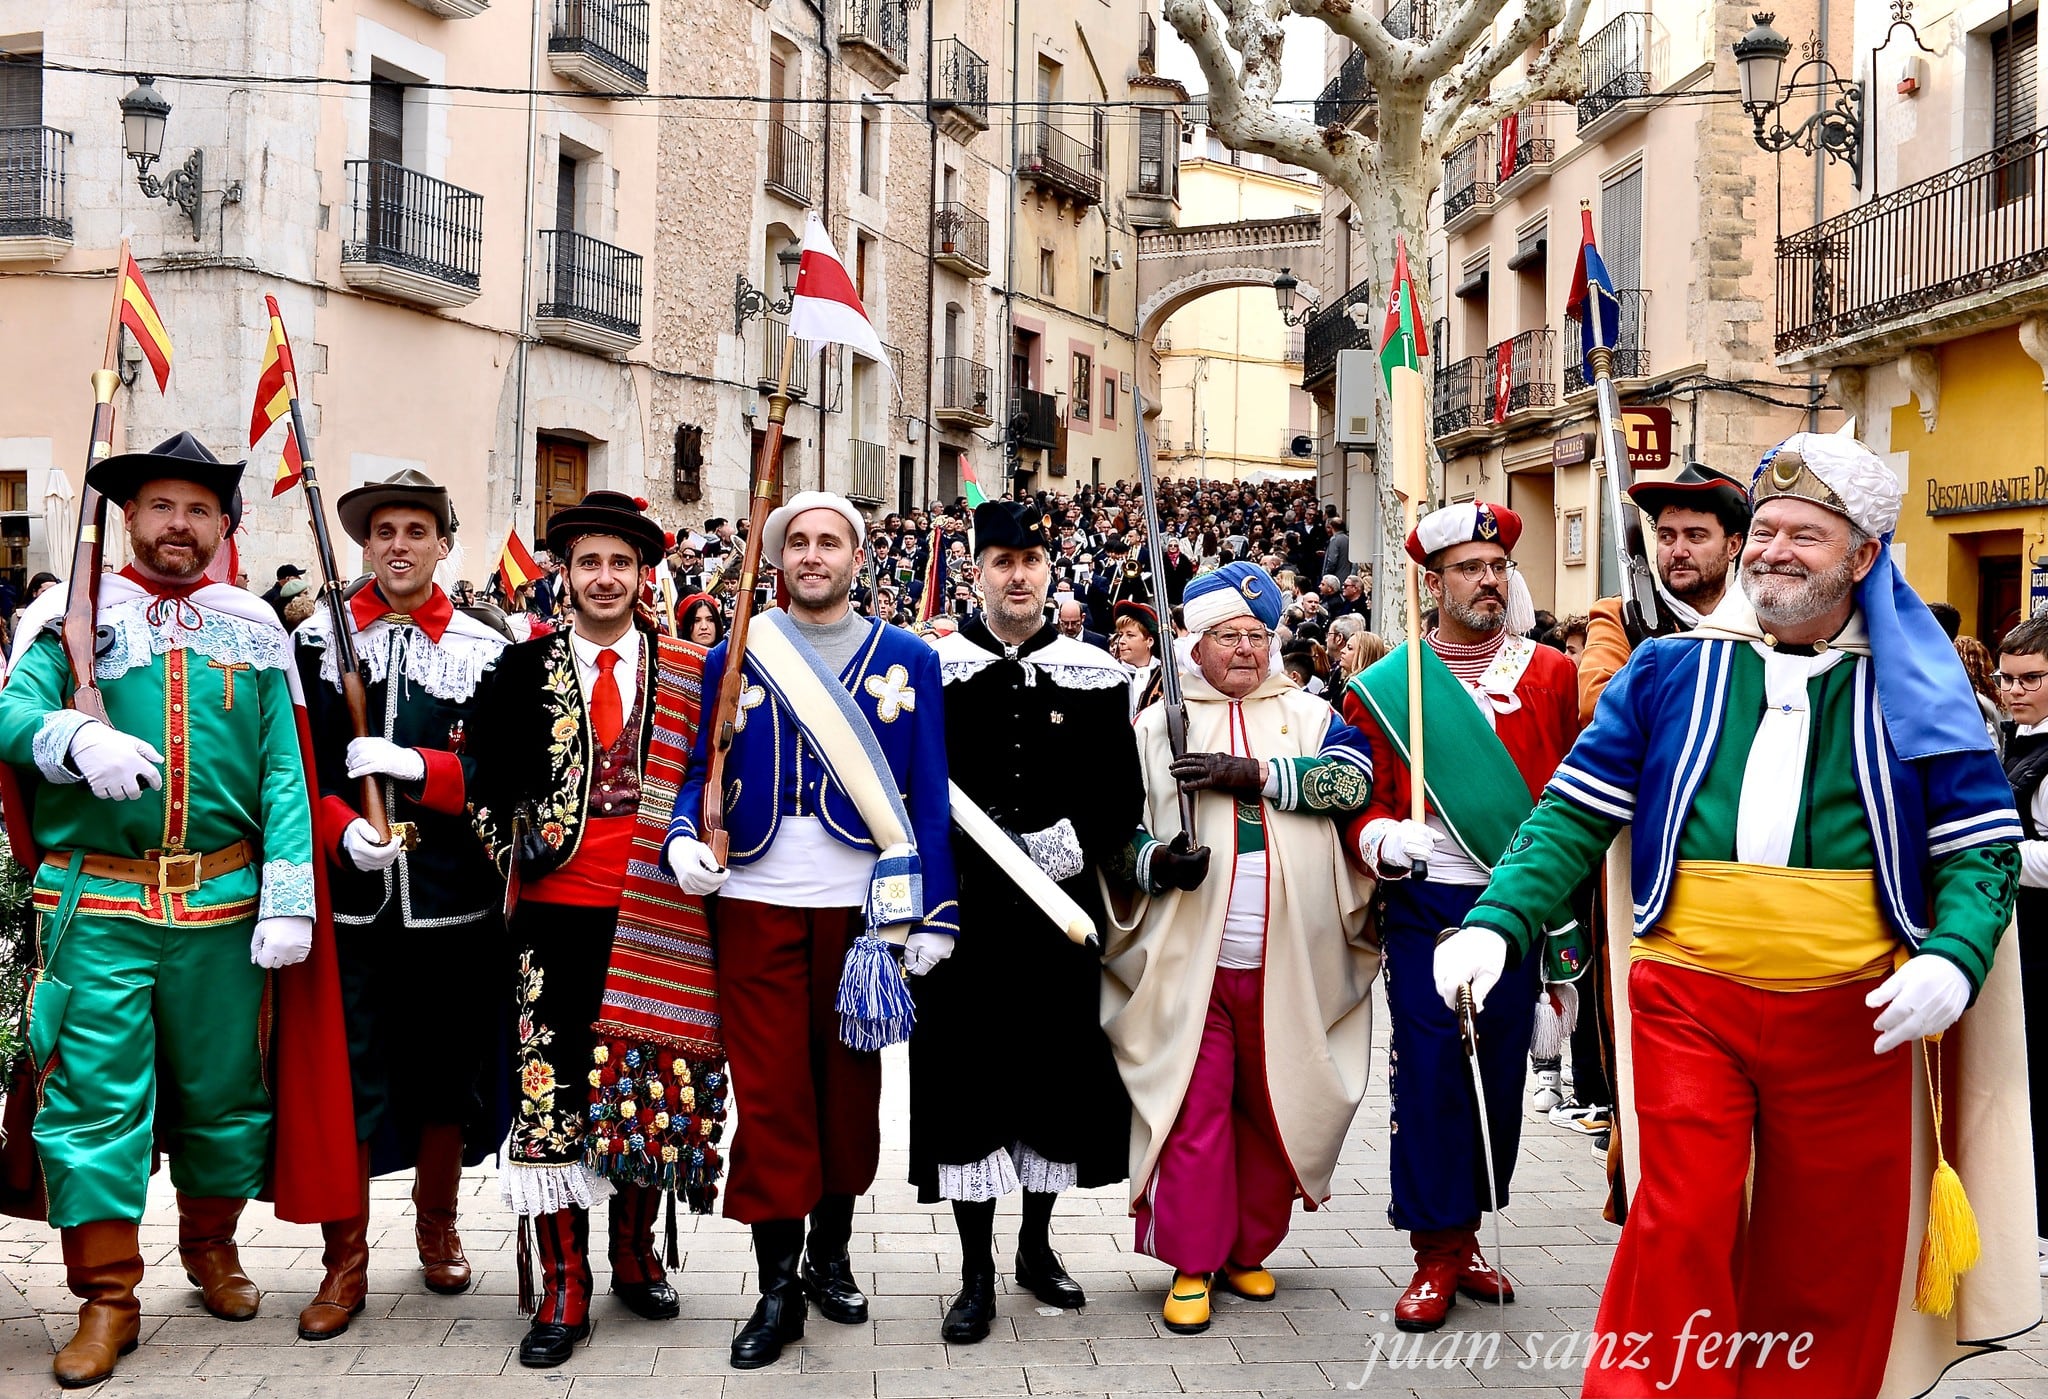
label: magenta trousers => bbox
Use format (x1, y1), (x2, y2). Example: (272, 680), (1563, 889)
(1134, 967), (1299, 1274)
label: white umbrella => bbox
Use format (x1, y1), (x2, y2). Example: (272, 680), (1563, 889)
(41, 468), (74, 578)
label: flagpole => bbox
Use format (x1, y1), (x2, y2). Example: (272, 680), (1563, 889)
(700, 331), (798, 864)
(1390, 365), (1430, 882)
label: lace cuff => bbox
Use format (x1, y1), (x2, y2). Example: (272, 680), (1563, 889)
(32, 711), (94, 784)
(259, 859), (316, 919)
(1013, 1144), (1076, 1194)
(937, 1146), (1020, 1203)
(1019, 819), (1085, 883)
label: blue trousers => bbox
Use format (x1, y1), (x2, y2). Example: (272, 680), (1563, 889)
(1381, 878), (1540, 1232)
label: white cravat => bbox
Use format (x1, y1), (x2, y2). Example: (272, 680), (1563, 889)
(1735, 643), (1848, 866)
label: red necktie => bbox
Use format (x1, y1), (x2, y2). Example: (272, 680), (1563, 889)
(592, 648), (623, 750)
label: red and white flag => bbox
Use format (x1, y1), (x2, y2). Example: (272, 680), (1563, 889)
(788, 211), (897, 390)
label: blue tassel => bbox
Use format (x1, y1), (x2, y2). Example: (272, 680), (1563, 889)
(836, 930), (916, 1050)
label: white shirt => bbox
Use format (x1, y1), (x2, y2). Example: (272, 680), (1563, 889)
(723, 815), (875, 907)
(568, 626), (642, 707)
(2016, 721), (2048, 890)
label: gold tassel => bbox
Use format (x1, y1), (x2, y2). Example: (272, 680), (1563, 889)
(1913, 1036), (1981, 1317)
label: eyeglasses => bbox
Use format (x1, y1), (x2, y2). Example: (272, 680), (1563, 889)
(1995, 670), (2048, 693)
(1438, 559), (1520, 582)
(1204, 627), (1273, 651)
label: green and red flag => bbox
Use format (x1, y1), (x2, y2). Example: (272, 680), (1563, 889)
(1378, 234), (1430, 389)
(961, 459), (989, 508)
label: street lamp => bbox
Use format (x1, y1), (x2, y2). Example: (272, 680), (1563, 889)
(733, 243), (803, 333)
(1733, 13), (1864, 189)
(1273, 267), (1319, 327)
(119, 76), (206, 239)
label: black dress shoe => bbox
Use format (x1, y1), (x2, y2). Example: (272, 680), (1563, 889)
(731, 1288), (805, 1369)
(801, 1254), (869, 1325)
(518, 1319), (591, 1368)
(613, 1278), (680, 1320)
(1015, 1248), (1087, 1309)
(942, 1270), (997, 1344)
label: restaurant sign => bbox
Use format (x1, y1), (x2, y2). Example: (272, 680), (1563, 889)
(1928, 467), (2048, 517)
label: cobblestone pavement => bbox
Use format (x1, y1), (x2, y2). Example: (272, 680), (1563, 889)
(1, 1028), (2044, 1399)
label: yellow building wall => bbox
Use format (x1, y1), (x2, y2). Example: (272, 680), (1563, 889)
(1890, 327), (2048, 644)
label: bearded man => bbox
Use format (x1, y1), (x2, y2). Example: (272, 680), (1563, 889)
(0, 434), (353, 1387)
(1439, 433), (2033, 1397)
(1104, 561), (1376, 1336)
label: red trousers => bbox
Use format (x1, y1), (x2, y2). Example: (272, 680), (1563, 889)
(715, 900), (882, 1224)
(1135, 967), (1298, 1274)
(1586, 961), (1911, 1399)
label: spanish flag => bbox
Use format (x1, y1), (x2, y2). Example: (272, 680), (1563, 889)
(119, 253), (173, 394)
(251, 296), (306, 496)
(499, 528), (539, 597)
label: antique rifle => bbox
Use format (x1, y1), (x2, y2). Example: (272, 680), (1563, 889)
(1130, 386), (1197, 844)
(59, 243), (134, 728)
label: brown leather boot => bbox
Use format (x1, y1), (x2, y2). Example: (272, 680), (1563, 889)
(53, 1220), (142, 1388)
(299, 1139), (373, 1340)
(413, 1124), (472, 1295)
(177, 1194), (260, 1321)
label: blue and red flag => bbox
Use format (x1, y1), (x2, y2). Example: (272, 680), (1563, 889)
(1564, 205), (1621, 381)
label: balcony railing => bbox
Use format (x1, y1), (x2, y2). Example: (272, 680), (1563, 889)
(1303, 279), (1377, 388)
(1383, 0), (1431, 40)
(1315, 49), (1372, 128)
(850, 438), (890, 503)
(932, 39), (990, 130)
(1019, 123), (1103, 205)
(1497, 102), (1556, 183)
(1433, 356), (1484, 436)
(1482, 329), (1557, 419)
(933, 202), (990, 275)
(1013, 386), (1058, 449)
(341, 159), (483, 293)
(1444, 132), (1496, 224)
(767, 119), (813, 204)
(840, 0), (910, 74)
(1777, 124), (2048, 356)
(538, 229), (642, 349)
(549, 0), (650, 88)
(1139, 11), (1158, 68)
(1285, 328), (1305, 364)
(1578, 12), (1651, 131)
(935, 356), (995, 423)
(1564, 289), (1648, 392)
(0, 126), (71, 241)
(758, 316), (810, 399)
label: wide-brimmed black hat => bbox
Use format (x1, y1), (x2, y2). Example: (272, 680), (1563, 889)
(544, 490), (666, 564)
(336, 467), (456, 544)
(973, 499), (1054, 554)
(1628, 462), (1751, 533)
(85, 431), (243, 513)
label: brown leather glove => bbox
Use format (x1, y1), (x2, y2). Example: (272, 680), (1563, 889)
(1168, 751), (1266, 795)
(1153, 833), (1211, 892)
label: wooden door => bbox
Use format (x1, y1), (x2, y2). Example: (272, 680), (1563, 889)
(535, 436), (588, 539)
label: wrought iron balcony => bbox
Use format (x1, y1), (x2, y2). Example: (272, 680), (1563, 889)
(1315, 49), (1372, 128)
(1777, 123), (2048, 361)
(1564, 289), (1649, 392)
(850, 438), (890, 503)
(1495, 102), (1558, 194)
(1019, 123), (1103, 206)
(758, 315), (810, 400)
(931, 39), (989, 136)
(1012, 386), (1058, 449)
(1577, 12), (1652, 133)
(0, 126), (72, 256)
(1444, 131), (1496, 230)
(537, 229), (642, 354)
(1302, 279), (1376, 389)
(340, 159), (483, 308)
(840, 0), (910, 83)
(1433, 356), (1485, 437)
(548, 0), (649, 91)
(1285, 328), (1305, 364)
(933, 202), (990, 277)
(1482, 329), (1557, 419)
(766, 119), (813, 205)
(935, 356), (995, 426)
(1383, 0), (1431, 40)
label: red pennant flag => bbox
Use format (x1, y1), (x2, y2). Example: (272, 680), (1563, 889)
(1493, 343), (1514, 424)
(119, 253), (173, 394)
(499, 528), (540, 597)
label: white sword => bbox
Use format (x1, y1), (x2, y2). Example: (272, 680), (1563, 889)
(1438, 929), (1506, 1311)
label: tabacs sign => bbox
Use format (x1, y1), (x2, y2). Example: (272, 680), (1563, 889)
(1620, 407), (1673, 473)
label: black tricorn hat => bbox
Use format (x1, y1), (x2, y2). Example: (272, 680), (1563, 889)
(544, 490), (666, 564)
(973, 499), (1052, 554)
(1628, 461), (1751, 532)
(86, 431), (244, 515)
(336, 467), (456, 545)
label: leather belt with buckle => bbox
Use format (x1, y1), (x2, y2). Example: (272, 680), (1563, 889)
(44, 840), (255, 895)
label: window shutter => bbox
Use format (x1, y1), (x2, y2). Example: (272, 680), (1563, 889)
(0, 54), (42, 127)
(369, 78), (405, 166)
(1993, 13), (2038, 148)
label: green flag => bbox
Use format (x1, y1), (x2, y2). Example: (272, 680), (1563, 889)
(1378, 234), (1430, 389)
(961, 461), (988, 508)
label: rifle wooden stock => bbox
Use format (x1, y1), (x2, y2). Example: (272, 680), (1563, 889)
(700, 332), (798, 864)
(62, 384), (115, 728)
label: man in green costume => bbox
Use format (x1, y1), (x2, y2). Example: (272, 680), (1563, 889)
(0, 432), (352, 1388)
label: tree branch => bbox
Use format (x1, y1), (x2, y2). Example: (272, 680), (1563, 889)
(1429, 0), (1591, 150)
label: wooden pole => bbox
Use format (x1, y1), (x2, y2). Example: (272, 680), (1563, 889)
(1390, 365), (1429, 880)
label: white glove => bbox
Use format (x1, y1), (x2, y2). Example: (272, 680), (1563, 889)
(67, 722), (164, 802)
(903, 931), (955, 977)
(1434, 925), (1508, 1014)
(1867, 955), (1972, 1055)
(1364, 817), (1439, 876)
(346, 737), (427, 783)
(664, 836), (728, 896)
(250, 916), (314, 969)
(340, 817), (405, 872)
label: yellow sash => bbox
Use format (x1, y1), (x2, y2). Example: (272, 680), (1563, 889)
(1632, 860), (1901, 990)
